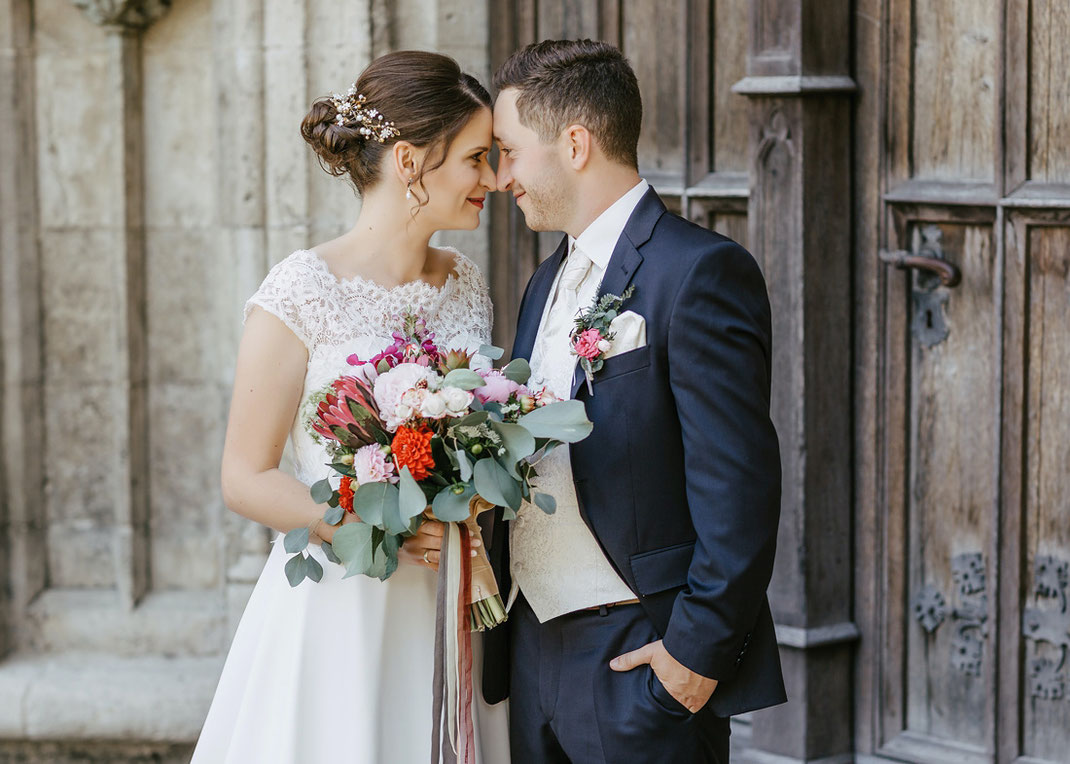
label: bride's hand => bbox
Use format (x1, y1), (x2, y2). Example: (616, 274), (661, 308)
(398, 512), (481, 572)
(313, 510), (360, 545)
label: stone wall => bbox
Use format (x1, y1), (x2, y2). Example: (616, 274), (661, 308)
(0, 0), (490, 758)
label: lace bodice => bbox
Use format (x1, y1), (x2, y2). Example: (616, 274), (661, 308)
(244, 247), (493, 487)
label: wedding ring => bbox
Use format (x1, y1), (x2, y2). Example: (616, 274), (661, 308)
(423, 550), (432, 565)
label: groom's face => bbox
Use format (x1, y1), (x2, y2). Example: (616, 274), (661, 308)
(493, 89), (572, 232)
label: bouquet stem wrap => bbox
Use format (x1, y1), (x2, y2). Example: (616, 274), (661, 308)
(431, 497), (504, 763)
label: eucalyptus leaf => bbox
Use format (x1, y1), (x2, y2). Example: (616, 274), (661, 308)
(352, 481), (399, 528)
(284, 527), (310, 554)
(443, 368), (487, 391)
(332, 522), (375, 578)
(489, 420), (536, 477)
(323, 504), (345, 526)
(482, 401), (504, 421)
(533, 492), (557, 514)
(432, 483), (477, 522)
(448, 410), (489, 430)
(378, 533), (402, 581)
(310, 479), (334, 504)
(305, 555), (324, 583)
(397, 467), (428, 526)
(501, 506), (517, 521)
(321, 541), (340, 564)
(456, 449), (473, 482)
(365, 541), (388, 580)
(517, 400), (594, 442)
(502, 358), (531, 384)
(478, 344), (505, 361)
(473, 457), (522, 511)
(284, 553), (307, 587)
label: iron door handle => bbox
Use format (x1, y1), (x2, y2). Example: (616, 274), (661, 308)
(878, 249), (961, 287)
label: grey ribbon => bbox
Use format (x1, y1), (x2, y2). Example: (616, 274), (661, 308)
(430, 535), (456, 764)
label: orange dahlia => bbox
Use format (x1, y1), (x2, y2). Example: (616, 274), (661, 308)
(338, 475), (355, 513)
(391, 426), (436, 481)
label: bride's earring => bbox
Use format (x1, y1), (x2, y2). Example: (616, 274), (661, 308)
(405, 178), (413, 200)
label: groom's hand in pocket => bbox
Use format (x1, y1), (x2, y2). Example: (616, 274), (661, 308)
(611, 639), (718, 713)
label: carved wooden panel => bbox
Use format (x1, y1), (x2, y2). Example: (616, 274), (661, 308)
(622, 1), (686, 182)
(911, 0), (999, 182)
(711, 0), (748, 175)
(1027, 1), (1070, 183)
(1002, 212), (1070, 760)
(900, 219), (998, 750)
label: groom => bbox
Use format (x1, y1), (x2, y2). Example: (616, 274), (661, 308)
(482, 39), (786, 763)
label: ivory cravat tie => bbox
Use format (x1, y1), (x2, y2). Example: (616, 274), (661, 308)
(536, 242), (591, 379)
(510, 241), (636, 621)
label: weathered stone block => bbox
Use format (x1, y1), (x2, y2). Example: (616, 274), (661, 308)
(148, 383), (226, 590)
(32, 0), (102, 52)
(40, 230), (123, 381)
(142, 39), (215, 227)
(45, 524), (114, 590)
(43, 382), (117, 525)
(24, 589), (225, 656)
(265, 45), (311, 226)
(34, 51), (122, 228)
(265, 0), (306, 46)
(145, 229), (220, 381)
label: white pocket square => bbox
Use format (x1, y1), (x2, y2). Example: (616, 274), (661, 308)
(605, 310), (646, 359)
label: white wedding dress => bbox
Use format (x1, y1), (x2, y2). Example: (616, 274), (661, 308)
(192, 247), (511, 764)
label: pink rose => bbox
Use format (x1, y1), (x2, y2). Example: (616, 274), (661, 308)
(572, 329), (604, 361)
(475, 369), (524, 403)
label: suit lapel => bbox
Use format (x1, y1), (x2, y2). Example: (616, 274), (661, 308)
(512, 235), (568, 362)
(569, 187), (667, 398)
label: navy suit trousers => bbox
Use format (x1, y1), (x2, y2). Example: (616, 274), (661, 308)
(509, 594), (730, 764)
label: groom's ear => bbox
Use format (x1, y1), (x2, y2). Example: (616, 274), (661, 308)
(562, 124), (592, 171)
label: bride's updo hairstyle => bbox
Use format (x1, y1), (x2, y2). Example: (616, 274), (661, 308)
(301, 51), (491, 202)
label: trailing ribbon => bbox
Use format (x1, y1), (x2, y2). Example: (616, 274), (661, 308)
(431, 523), (475, 764)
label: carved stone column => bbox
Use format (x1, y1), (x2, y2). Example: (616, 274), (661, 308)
(67, 0), (172, 609)
(733, 1), (857, 761)
(0, 0), (44, 658)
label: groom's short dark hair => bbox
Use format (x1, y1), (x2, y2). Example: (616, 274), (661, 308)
(493, 39), (641, 169)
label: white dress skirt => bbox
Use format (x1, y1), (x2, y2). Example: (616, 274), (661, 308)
(191, 248), (511, 763)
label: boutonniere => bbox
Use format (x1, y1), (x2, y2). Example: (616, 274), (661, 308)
(570, 285), (636, 395)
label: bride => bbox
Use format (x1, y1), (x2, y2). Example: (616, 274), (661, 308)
(192, 51), (509, 763)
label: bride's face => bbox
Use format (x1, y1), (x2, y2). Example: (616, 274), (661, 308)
(415, 107), (495, 231)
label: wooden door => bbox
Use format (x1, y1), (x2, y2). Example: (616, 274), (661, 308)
(857, 1), (1070, 761)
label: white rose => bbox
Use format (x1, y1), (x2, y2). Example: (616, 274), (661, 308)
(420, 391), (448, 419)
(400, 388), (428, 409)
(373, 363), (440, 429)
(597, 339), (612, 353)
(441, 386), (474, 415)
(395, 402), (414, 421)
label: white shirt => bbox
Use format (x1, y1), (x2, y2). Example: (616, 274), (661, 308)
(509, 179), (649, 622)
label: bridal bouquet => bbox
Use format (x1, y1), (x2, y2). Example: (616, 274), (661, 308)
(284, 313), (592, 627)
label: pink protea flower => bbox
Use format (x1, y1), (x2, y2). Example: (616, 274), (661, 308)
(312, 375), (382, 448)
(572, 328), (604, 361)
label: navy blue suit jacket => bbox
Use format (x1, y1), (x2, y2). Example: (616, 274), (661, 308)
(482, 187), (786, 718)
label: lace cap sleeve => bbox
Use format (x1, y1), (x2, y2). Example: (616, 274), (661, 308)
(243, 250), (326, 349)
(451, 251), (494, 346)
